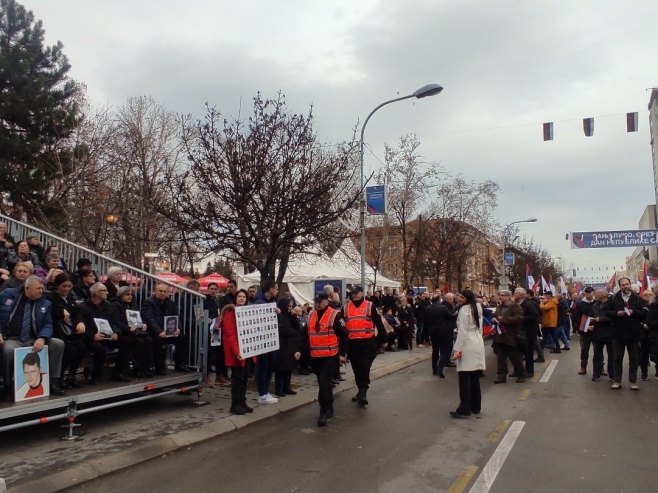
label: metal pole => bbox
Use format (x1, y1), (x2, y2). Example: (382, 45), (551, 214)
(360, 94), (415, 289)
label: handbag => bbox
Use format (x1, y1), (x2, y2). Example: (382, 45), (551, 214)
(58, 320), (74, 338)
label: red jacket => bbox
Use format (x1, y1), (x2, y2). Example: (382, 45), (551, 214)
(221, 305), (256, 367)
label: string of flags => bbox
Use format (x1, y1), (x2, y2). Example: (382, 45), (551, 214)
(543, 112), (638, 141)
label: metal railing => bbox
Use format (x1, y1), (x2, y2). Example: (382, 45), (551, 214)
(0, 212), (208, 375)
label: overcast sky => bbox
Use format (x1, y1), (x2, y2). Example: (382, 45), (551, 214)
(22, 0), (658, 281)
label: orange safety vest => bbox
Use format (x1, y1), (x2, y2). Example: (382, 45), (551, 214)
(308, 308), (340, 358)
(343, 300), (375, 340)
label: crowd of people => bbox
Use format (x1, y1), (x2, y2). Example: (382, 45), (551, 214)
(0, 223), (200, 400)
(4, 221), (657, 426)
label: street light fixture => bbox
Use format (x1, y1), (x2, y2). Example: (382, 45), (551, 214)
(359, 83), (443, 290)
(500, 218), (538, 290)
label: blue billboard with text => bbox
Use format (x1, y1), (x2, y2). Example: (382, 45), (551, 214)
(366, 185), (386, 215)
(570, 230), (658, 249)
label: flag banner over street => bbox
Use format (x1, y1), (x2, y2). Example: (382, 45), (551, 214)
(570, 230), (658, 249)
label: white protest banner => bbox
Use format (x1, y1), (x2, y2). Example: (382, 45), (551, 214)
(235, 303), (279, 358)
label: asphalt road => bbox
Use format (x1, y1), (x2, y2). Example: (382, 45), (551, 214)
(67, 339), (658, 493)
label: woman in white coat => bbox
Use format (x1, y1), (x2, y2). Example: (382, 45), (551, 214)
(450, 289), (486, 418)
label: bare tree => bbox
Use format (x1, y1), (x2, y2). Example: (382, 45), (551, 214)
(60, 96), (182, 267)
(376, 133), (443, 288)
(163, 93), (361, 285)
(422, 176), (499, 291)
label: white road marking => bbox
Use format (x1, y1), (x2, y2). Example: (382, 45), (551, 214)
(539, 360), (559, 383)
(468, 421), (526, 493)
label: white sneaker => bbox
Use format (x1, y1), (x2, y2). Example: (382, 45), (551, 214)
(258, 393), (279, 404)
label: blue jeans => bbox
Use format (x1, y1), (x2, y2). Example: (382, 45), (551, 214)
(555, 325), (570, 348)
(256, 351), (277, 396)
(416, 322), (425, 345)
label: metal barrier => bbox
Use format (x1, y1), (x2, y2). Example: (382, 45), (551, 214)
(0, 213), (209, 436)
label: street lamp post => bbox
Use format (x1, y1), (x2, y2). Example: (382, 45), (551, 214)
(500, 218), (538, 290)
(359, 83), (443, 290)
(106, 214), (120, 259)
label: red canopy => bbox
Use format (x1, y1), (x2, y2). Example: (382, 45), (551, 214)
(198, 273), (229, 291)
(157, 271), (188, 285)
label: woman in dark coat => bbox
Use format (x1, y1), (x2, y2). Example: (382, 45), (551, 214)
(111, 286), (154, 378)
(48, 273), (87, 388)
(274, 298), (302, 397)
(396, 296), (416, 350)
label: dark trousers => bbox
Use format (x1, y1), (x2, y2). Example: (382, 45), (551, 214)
(275, 370), (293, 394)
(208, 345), (228, 377)
(580, 332), (594, 369)
(639, 338), (650, 378)
(613, 339), (639, 384)
(86, 337), (132, 380)
(524, 338), (535, 375)
(430, 331), (453, 374)
(229, 365), (247, 408)
(312, 356), (338, 411)
(593, 340), (613, 379)
(153, 335), (188, 373)
(348, 340), (377, 391)
(496, 343), (526, 379)
(62, 340), (87, 378)
(131, 335), (154, 375)
(457, 371), (482, 415)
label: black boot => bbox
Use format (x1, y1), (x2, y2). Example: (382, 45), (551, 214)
(358, 389), (368, 407)
(51, 378), (66, 396)
(317, 409), (328, 427)
(326, 406), (334, 419)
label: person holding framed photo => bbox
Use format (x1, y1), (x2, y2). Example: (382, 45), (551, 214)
(75, 282), (133, 384)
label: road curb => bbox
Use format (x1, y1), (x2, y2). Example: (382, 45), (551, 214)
(12, 351), (430, 493)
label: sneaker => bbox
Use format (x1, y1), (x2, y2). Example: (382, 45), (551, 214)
(641, 375), (648, 381)
(630, 384), (639, 391)
(578, 368), (586, 375)
(591, 376), (600, 382)
(257, 393), (279, 404)
(417, 343), (426, 348)
(610, 382), (621, 390)
(561, 346), (570, 351)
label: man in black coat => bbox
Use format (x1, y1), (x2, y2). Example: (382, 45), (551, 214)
(141, 282), (190, 375)
(573, 286), (596, 375)
(414, 291), (431, 347)
(514, 288), (540, 377)
(605, 277), (645, 390)
(591, 289), (614, 381)
(424, 296), (454, 378)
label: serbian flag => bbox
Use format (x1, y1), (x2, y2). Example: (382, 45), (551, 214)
(543, 122), (554, 141)
(605, 272), (616, 293)
(541, 275), (550, 293)
(583, 117), (594, 137)
(547, 273), (556, 295)
(641, 261), (649, 291)
(525, 264), (534, 289)
(627, 112), (638, 132)
(573, 281), (581, 295)
(559, 276), (568, 294)
(531, 277), (541, 294)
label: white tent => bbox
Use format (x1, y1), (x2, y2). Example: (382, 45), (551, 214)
(237, 250), (359, 305)
(332, 239), (399, 290)
(238, 243), (400, 305)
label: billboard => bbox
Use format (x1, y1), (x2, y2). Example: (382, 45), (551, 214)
(366, 185), (387, 215)
(570, 230), (658, 249)
(504, 252), (515, 266)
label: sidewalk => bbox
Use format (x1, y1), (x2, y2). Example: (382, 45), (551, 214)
(7, 346), (431, 493)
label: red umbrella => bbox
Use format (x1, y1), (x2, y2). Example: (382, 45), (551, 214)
(157, 271), (187, 285)
(198, 272), (229, 291)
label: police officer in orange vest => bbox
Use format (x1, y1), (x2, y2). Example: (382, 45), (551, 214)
(343, 285), (387, 407)
(308, 293), (348, 426)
